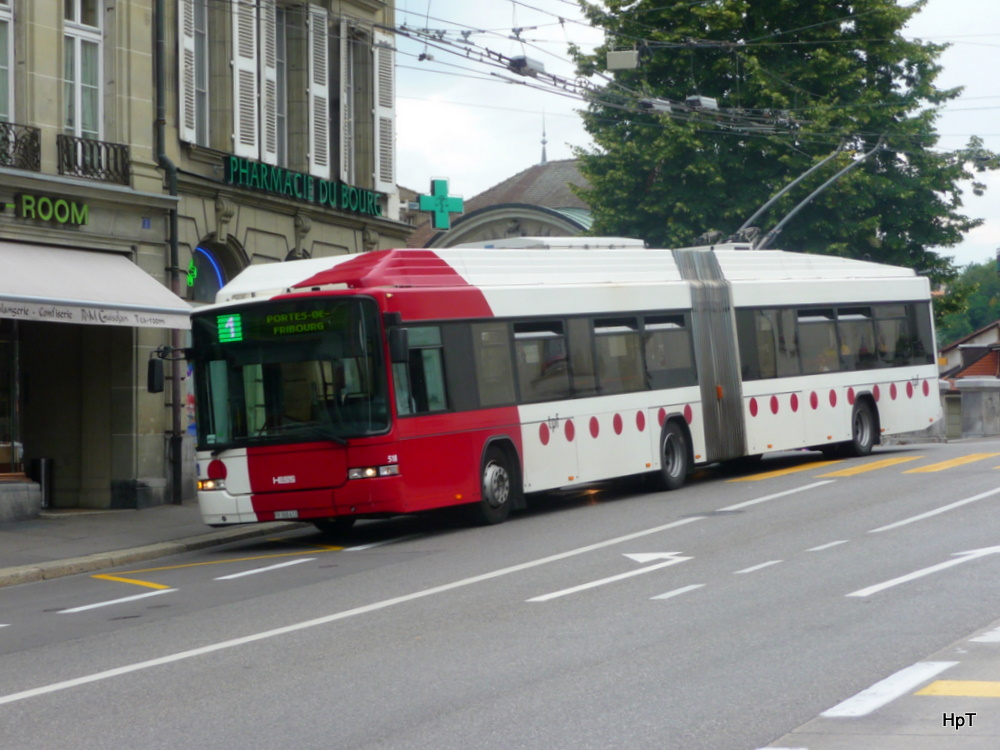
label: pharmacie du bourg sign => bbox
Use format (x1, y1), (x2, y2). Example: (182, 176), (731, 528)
(225, 156), (384, 217)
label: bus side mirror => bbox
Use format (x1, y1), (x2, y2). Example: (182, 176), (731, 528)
(147, 358), (164, 393)
(388, 327), (409, 364)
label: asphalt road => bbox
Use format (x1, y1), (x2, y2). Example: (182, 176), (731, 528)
(2, 439), (1000, 749)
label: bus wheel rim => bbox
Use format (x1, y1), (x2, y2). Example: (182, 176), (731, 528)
(483, 461), (510, 508)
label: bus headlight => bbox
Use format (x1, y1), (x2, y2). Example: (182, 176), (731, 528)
(198, 478), (226, 491)
(348, 464), (400, 480)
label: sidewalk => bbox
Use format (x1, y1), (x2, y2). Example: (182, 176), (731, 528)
(762, 619), (1000, 749)
(0, 501), (301, 589)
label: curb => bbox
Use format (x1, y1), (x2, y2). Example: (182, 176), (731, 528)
(0, 521), (304, 590)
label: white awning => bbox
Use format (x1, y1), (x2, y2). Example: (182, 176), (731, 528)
(0, 242), (191, 329)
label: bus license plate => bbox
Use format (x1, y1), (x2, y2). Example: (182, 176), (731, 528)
(274, 510), (299, 520)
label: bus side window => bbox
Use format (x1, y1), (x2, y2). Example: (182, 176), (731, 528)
(595, 317), (643, 394)
(472, 322), (515, 406)
(394, 326), (448, 416)
(799, 309), (840, 374)
(513, 321), (571, 403)
(836, 307), (877, 371)
(643, 314), (697, 388)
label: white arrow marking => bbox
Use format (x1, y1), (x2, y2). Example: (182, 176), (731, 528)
(527, 553), (691, 602)
(848, 545), (1000, 598)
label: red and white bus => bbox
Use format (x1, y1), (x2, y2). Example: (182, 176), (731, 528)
(187, 237), (941, 531)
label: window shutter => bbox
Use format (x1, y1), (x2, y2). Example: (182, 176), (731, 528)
(232, 0), (259, 158)
(338, 20), (354, 183)
(259, 0), (278, 164)
(373, 30), (396, 193)
(307, 5), (330, 179)
(178, 0), (197, 143)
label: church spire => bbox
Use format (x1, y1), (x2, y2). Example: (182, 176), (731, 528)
(540, 113), (548, 165)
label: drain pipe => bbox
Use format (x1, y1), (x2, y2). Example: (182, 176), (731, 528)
(155, 0), (184, 505)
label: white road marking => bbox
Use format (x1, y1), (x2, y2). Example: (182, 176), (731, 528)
(214, 558), (315, 580)
(345, 534), (424, 551)
(57, 589), (176, 614)
(869, 487), (1000, 533)
(0, 516), (705, 706)
(651, 584), (704, 601)
(717, 481), (835, 512)
(971, 625), (1000, 643)
(0, 624), (9, 629)
(527, 553), (692, 602)
(847, 545), (1000, 598)
(807, 540), (848, 552)
(820, 661), (957, 717)
(735, 560), (783, 575)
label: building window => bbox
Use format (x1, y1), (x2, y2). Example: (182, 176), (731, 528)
(64, 0), (102, 141)
(274, 6), (288, 166)
(0, 1), (12, 123)
(176, 1), (395, 190)
(179, 0), (210, 146)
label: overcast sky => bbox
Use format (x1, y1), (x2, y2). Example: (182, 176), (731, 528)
(395, 1), (1000, 268)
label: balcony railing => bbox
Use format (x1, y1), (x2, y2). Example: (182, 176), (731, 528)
(0, 121), (41, 172)
(56, 134), (130, 185)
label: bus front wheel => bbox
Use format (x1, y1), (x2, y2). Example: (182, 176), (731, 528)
(469, 445), (518, 525)
(658, 421), (690, 491)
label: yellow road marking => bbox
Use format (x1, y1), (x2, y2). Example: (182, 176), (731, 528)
(818, 456), (923, 477)
(917, 680), (1000, 697)
(90, 545), (342, 587)
(905, 453), (1000, 473)
(728, 460), (842, 482)
(91, 574), (173, 590)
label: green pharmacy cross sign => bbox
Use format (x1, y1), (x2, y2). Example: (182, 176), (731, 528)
(418, 179), (464, 230)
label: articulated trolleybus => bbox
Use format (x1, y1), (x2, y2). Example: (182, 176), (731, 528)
(190, 237), (940, 531)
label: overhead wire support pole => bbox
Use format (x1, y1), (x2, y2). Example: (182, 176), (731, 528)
(731, 140), (846, 238)
(755, 135), (886, 250)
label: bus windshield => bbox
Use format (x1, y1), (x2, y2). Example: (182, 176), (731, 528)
(190, 297), (389, 450)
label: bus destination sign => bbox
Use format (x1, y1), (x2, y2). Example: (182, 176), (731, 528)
(217, 309), (332, 343)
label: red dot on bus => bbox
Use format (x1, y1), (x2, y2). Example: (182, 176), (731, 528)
(873, 384), (881, 401)
(847, 387), (856, 405)
(829, 390), (837, 407)
(749, 397), (758, 417)
(790, 393), (799, 412)
(810, 392), (819, 410)
(539, 423), (550, 446)
(770, 395), (779, 415)
(590, 416), (600, 438)
(683, 404), (693, 424)
(906, 381), (914, 399)
(565, 420), (576, 441)
(890, 383), (897, 400)
(636, 411), (646, 431)
(922, 380), (930, 397)
(658, 408), (666, 427)
(208, 460), (227, 480)
(613, 413), (623, 435)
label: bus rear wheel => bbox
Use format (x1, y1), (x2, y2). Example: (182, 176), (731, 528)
(468, 446), (517, 525)
(658, 421), (689, 491)
(844, 400), (876, 457)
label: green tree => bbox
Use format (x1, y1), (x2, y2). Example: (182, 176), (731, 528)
(572, 0), (998, 288)
(936, 260), (1000, 347)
